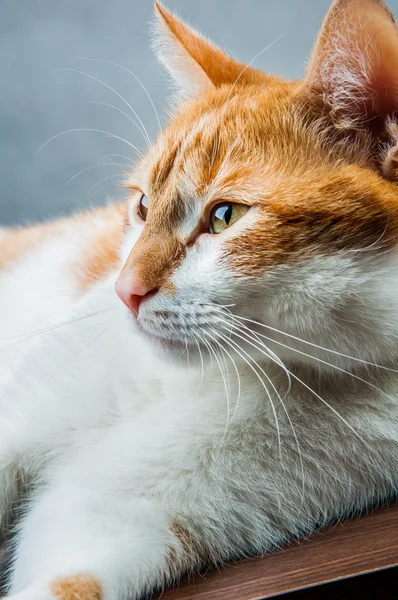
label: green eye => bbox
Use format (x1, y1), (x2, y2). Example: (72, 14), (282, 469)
(210, 203), (249, 234)
(137, 194), (149, 221)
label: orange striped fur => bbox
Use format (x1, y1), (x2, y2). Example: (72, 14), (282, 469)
(116, 0), (398, 293)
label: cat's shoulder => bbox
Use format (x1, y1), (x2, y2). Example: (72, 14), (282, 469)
(0, 201), (128, 279)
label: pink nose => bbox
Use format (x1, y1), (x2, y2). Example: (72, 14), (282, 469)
(115, 274), (153, 317)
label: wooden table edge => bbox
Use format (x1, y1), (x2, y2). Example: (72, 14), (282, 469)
(157, 503), (398, 600)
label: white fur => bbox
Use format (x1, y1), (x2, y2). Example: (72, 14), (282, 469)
(0, 205), (397, 600)
(1, 1), (398, 596)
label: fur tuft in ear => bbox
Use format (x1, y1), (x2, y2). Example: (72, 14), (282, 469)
(152, 2), (214, 98)
(152, 2), (266, 99)
(303, 0), (398, 132)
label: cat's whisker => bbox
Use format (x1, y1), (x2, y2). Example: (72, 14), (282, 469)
(57, 68), (152, 148)
(207, 328), (242, 425)
(197, 330), (214, 372)
(191, 331), (205, 394)
(34, 128), (147, 161)
(185, 335), (191, 369)
(232, 320), (398, 406)
(215, 320), (305, 495)
(287, 368), (369, 447)
(65, 161), (123, 186)
(85, 174), (123, 201)
(77, 56), (162, 130)
(3, 304), (115, 340)
(218, 323), (371, 499)
(218, 333), (231, 394)
(202, 331), (232, 434)
(220, 322), (369, 446)
(35, 312), (119, 362)
(233, 314), (398, 374)
(84, 100), (150, 146)
(101, 147), (132, 165)
(212, 313), (291, 396)
(205, 329), (242, 437)
(102, 153), (134, 166)
(215, 324), (306, 501)
(110, 187), (130, 203)
(0, 308), (115, 354)
(54, 317), (120, 370)
(210, 326), (282, 456)
(225, 315), (398, 418)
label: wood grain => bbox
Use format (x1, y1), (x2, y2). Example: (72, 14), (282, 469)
(157, 504), (398, 600)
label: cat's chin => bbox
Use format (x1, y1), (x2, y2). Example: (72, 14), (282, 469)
(135, 321), (199, 364)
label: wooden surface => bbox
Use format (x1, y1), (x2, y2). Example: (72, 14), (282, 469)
(158, 504), (398, 600)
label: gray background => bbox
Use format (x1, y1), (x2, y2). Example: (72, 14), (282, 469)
(2, 0), (398, 226)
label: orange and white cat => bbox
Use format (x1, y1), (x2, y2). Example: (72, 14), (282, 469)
(1, 1), (398, 598)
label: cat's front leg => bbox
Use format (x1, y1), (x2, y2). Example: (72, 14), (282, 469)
(6, 480), (196, 600)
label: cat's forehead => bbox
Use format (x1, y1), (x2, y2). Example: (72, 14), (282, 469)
(135, 88), (299, 216)
(128, 84), (340, 238)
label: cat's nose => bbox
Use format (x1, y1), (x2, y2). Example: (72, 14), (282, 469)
(115, 274), (152, 317)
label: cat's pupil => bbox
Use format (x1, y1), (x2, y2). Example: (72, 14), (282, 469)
(210, 202), (249, 234)
(224, 205), (233, 225)
(138, 194), (149, 220)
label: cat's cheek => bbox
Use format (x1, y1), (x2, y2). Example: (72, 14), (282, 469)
(170, 237), (236, 304)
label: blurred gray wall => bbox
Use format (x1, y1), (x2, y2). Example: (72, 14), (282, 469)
(1, 0), (398, 226)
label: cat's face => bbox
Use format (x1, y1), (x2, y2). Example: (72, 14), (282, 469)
(116, 0), (398, 369)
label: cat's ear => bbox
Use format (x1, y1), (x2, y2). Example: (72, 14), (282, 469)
(303, 0), (398, 132)
(153, 2), (263, 99)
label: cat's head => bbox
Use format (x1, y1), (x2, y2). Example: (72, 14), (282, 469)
(116, 0), (398, 371)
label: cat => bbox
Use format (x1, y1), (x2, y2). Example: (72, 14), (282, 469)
(1, 0), (398, 599)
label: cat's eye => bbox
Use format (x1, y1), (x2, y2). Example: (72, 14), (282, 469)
(209, 203), (249, 234)
(137, 194), (149, 221)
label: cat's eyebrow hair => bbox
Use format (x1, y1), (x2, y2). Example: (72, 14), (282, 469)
(150, 143), (181, 197)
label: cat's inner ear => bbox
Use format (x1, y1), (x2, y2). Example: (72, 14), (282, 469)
(153, 2), (264, 98)
(303, 0), (398, 136)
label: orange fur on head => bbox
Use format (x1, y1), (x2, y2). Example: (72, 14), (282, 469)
(120, 0), (398, 292)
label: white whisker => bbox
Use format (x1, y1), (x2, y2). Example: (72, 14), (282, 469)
(192, 331), (205, 393)
(65, 162), (123, 185)
(234, 321), (398, 405)
(1, 308), (115, 355)
(213, 312), (292, 395)
(220, 322), (369, 446)
(234, 315), (398, 373)
(206, 328), (242, 429)
(201, 331), (231, 437)
(57, 68), (152, 148)
(215, 323), (306, 498)
(78, 56), (162, 130)
(211, 327), (282, 455)
(84, 100), (151, 145)
(85, 174), (122, 201)
(34, 128), (147, 161)
(195, 329), (214, 372)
